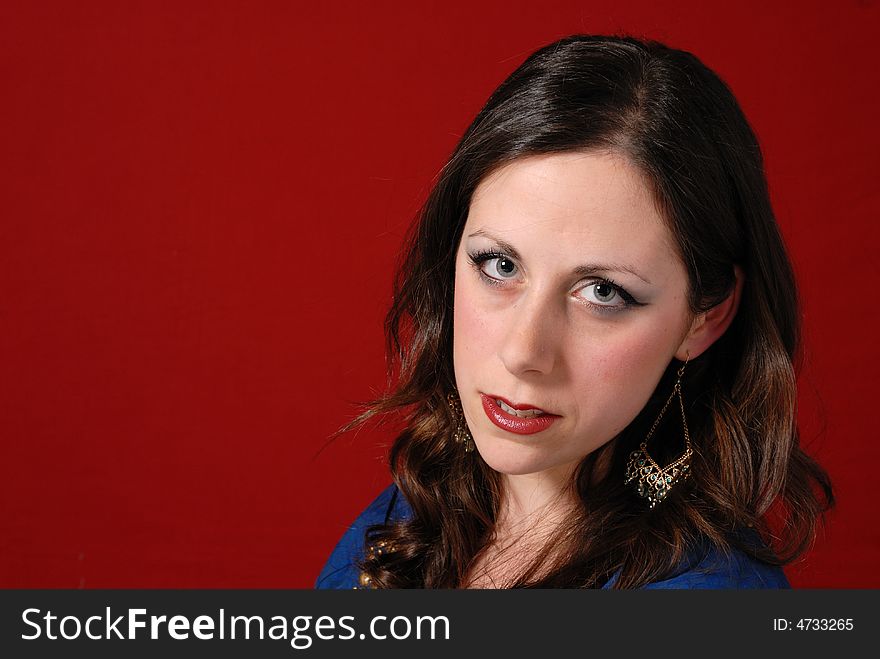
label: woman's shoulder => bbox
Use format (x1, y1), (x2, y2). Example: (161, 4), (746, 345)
(638, 531), (790, 589)
(315, 483), (411, 589)
(601, 529), (789, 589)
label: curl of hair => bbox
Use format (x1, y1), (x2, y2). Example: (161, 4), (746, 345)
(340, 35), (833, 588)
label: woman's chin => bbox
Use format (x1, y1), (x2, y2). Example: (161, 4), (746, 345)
(472, 440), (563, 477)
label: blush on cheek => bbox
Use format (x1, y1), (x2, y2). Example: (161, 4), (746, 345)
(590, 333), (671, 410)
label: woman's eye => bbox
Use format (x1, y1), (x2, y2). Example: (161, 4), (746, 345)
(577, 281), (626, 307)
(481, 257), (519, 280)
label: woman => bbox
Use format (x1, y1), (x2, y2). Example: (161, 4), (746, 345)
(316, 35), (833, 589)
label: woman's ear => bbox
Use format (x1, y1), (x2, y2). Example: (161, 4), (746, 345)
(675, 265), (744, 361)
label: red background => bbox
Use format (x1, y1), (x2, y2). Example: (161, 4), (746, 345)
(1, 0), (877, 588)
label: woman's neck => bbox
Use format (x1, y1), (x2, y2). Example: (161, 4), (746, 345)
(496, 465), (577, 538)
(462, 468), (577, 588)
(464, 448), (615, 587)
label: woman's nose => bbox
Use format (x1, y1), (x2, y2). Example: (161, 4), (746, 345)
(498, 290), (562, 377)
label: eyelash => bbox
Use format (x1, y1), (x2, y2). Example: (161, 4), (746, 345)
(466, 249), (643, 311)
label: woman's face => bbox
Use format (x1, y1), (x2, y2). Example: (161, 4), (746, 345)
(452, 150), (695, 481)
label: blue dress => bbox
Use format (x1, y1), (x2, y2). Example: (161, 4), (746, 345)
(316, 484), (790, 589)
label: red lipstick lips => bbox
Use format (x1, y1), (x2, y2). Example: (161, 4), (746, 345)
(480, 393), (560, 435)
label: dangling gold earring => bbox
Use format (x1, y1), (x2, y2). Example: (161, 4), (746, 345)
(625, 356), (693, 508)
(447, 391), (475, 452)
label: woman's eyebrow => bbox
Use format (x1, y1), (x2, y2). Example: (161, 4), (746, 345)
(467, 229), (525, 262)
(466, 228), (653, 285)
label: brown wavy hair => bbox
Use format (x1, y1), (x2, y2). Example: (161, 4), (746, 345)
(341, 35), (833, 588)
